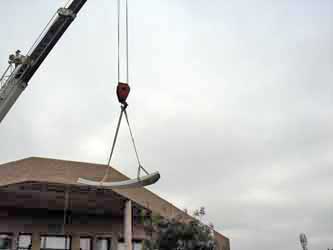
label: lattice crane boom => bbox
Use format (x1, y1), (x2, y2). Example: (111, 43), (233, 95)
(0, 0), (87, 123)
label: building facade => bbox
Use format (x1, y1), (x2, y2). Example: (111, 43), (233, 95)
(0, 157), (230, 250)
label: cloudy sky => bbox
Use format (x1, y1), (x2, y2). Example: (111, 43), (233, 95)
(1, 0), (333, 249)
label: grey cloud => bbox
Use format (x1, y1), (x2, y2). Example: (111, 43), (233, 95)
(1, 1), (333, 250)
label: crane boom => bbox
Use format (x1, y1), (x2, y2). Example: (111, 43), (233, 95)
(0, 0), (87, 123)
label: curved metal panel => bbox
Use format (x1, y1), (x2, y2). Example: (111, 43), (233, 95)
(77, 172), (160, 189)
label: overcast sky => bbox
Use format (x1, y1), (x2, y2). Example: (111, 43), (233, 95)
(1, 0), (333, 249)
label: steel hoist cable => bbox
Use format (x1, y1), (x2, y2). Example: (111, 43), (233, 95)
(125, 0), (129, 84)
(117, 0), (129, 83)
(117, 0), (121, 83)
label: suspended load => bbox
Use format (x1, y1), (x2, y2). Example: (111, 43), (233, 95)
(78, 171), (160, 189)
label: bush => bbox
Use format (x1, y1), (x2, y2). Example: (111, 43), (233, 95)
(142, 207), (216, 250)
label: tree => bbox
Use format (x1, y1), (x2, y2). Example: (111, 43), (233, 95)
(142, 207), (216, 250)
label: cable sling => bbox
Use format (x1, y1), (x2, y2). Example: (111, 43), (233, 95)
(101, 105), (149, 183)
(101, 105), (125, 183)
(123, 109), (150, 178)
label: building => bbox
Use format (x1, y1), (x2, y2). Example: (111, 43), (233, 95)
(0, 157), (230, 250)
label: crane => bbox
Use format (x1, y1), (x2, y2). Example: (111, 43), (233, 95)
(0, 0), (87, 123)
(0, 0), (160, 188)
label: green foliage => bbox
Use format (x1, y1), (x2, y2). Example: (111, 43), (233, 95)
(142, 207), (216, 250)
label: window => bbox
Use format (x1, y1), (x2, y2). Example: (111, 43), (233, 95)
(40, 236), (71, 250)
(96, 238), (110, 250)
(18, 234), (32, 250)
(133, 242), (142, 250)
(80, 238), (91, 250)
(0, 234), (12, 250)
(117, 241), (142, 250)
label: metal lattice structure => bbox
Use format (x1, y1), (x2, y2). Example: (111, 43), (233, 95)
(0, 0), (87, 123)
(0, 64), (14, 89)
